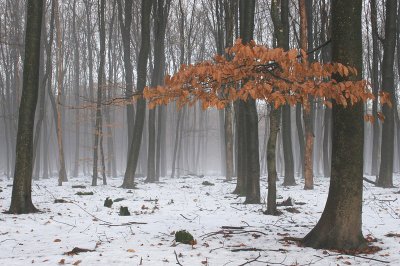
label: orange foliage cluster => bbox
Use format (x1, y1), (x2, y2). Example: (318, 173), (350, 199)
(143, 39), (390, 120)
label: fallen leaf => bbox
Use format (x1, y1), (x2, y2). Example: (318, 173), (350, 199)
(54, 239), (61, 242)
(127, 249), (136, 253)
(72, 260), (82, 265)
(58, 259), (65, 264)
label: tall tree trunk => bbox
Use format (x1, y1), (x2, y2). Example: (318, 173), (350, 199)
(92, 0), (106, 186)
(299, 0), (313, 189)
(223, 0), (236, 182)
(8, 0), (43, 214)
(370, 0), (380, 176)
(302, 0), (366, 249)
(279, 0), (295, 186)
(54, 0), (67, 185)
(106, 0), (117, 178)
(72, 0), (80, 177)
(122, 0), (152, 188)
(265, 0), (284, 213)
(147, 0), (171, 183)
(239, 0), (260, 204)
(171, 0), (185, 179)
(377, 0), (397, 188)
(117, 0), (135, 151)
(32, 10), (46, 179)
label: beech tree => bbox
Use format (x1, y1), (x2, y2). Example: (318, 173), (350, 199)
(8, 0), (44, 214)
(302, 0), (368, 249)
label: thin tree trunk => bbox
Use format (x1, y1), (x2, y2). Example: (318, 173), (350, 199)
(370, 0), (380, 176)
(54, 0), (67, 185)
(92, 0), (106, 186)
(72, 0), (80, 177)
(299, 0), (313, 190)
(377, 0), (397, 188)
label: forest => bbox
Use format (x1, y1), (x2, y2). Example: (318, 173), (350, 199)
(0, 0), (400, 265)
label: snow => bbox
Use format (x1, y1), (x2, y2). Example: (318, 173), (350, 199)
(0, 175), (399, 265)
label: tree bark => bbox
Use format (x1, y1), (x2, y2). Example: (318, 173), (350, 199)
(370, 0), (380, 176)
(92, 0), (106, 186)
(299, 0), (313, 190)
(302, 0), (366, 249)
(377, 0), (397, 188)
(8, 0), (43, 214)
(54, 0), (67, 185)
(146, 0), (170, 183)
(266, 108), (280, 215)
(122, 0), (152, 188)
(238, 0), (260, 204)
(72, 0), (80, 177)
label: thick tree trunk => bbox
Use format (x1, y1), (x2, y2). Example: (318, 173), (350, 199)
(122, 0), (152, 188)
(302, 0), (366, 249)
(377, 0), (397, 188)
(8, 0), (43, 214)
(238, 0), (260, 204)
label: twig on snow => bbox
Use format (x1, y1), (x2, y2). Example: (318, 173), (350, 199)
(180, 214), (198, 221)
(237, 252), (261, 266)
(201, 229), (267, 240)
(174, 250), (183, 266)
(363, 177), (377, 185)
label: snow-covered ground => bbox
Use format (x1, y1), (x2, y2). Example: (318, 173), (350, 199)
(0, 175), (399, 265)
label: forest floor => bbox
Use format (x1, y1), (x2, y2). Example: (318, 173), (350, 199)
(0, 174), (399, 266)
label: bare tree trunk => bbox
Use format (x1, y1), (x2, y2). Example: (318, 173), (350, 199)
(302, 0), (366, 249)
(266, 108), (280, 215)
(72, 0), (80, 177)
(117, 0), (135, 151)
(32, 10), (46, 179)
(238, 0), (260, 204)
(92, 0), (106, 186)
(377, 0), (397, 188)
(54, 0), (67, 185)
(147, 0), (170, 182)
(8, 0), (43, 214)
(370, 0), (380, 176)
(223, 0), (236, 182)
(122, 0), (152, 188)
(106, 0), (117, 178)
(299, 0), (313, 190)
